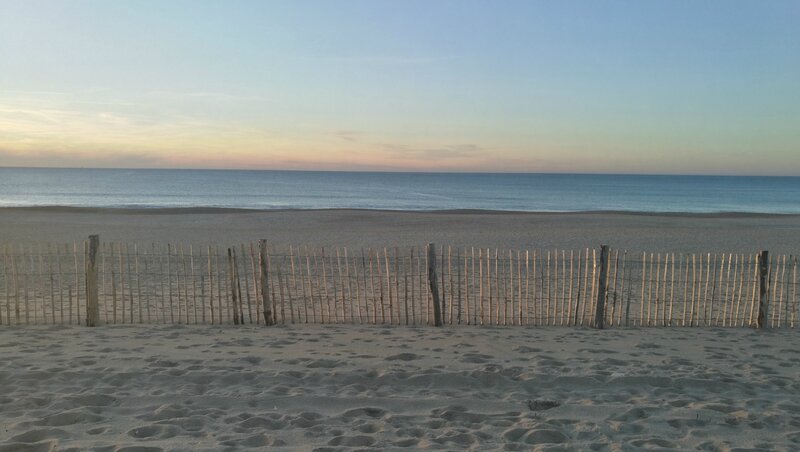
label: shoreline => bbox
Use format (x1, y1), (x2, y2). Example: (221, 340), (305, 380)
(2, 205), (800, 218)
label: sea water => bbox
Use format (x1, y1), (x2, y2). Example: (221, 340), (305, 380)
(1, 167), (799, 213)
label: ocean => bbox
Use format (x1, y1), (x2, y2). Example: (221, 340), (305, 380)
(0, 167), (799, 213)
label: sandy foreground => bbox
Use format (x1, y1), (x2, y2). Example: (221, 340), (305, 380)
(0, 325), (798, 451)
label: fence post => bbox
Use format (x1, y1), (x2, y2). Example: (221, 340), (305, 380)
(85, 234), (100, 327)
(258, 240), (274, 326)
(227, 248), (239, 325)
(428, 243), (443, 327)
(757, 250), (769, 328)
(594, 244), (609, 329)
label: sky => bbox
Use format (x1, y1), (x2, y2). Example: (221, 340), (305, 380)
(0, 0), (798, 174)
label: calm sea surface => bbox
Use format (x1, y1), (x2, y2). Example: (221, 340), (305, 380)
(1, 168), (799, 213)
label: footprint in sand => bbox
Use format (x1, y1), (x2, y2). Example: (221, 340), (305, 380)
(385, 353), (420, 362)
(127, 424), (179, 439)
(327, 435), (376, 447)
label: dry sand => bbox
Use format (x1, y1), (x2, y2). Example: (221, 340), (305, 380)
(1, 325), (799, 451)
(2, 208), (800, 450)
(2, 207), (800, 253)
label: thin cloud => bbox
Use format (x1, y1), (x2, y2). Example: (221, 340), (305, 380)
(300, 55), (454, 66)
(0, 147), (166, 168)
(382, 143), (483, 159)
(333, 130), (363, 142)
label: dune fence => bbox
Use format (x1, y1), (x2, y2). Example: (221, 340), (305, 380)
(0, 236), (797, 329)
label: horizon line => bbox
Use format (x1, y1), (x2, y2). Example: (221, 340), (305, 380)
(1, 165), (799, 178)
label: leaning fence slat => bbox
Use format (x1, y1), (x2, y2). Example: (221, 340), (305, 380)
(715, 253), (724, 326)
(376, 248), (386, 324)
(775, 255), (784, 327)
(618, 250), (628, 326)
(27, 245), (34, 324)
(3, 246), (10, 325)
(166, 244), (174, 324)
(159, 247), (165, 323)
(178, 245), (187, 324)
(368, 248), (377, 324)
(47, 243), (55, 324)
(524, 249), (530, 326)
(544, 250), (550, 326)
(558, 250), (565, 326)
(159, 245), (167, 324)
(680, 253), (690, 327)
(142, 247), (151, 323)
(133, 244), (141, 324)
(215, 246), (224, 324)
(662, 253), (670, 326)
(502, 249), (509, 326)
(334, 247), (347, 322)
(780, 255), (788, 328)
(478, 248), (484, 325)
(747, 252), (757, 327)
(236, 245), (249, 324)
(73, 242), (82, 324)
(702, 253), (711, 325)
(383, 247), (396, 325)
(124, 243), (133, 324)
(441, 247), (447, 325)
(737, 254), (747, 327)
(448, 246), (454, 325)
(59, 243), (66, 325)
(348, 247), (358, 324)
(608, 250), (619, 326)
(312, 249), (323, 323)
(791, 256), (797, 328)
(516, 250), (521, 326)
(276, 258), (286, 325)
(593, 245), (609, 329)
(422, 246), (428, 325)
(288, 245), (299, 324)
(405, 252), (411, 325)
(294, 247), (306, 323)
(189, 245), (197, 324)
(724, 253), (734, 327)
(306, 247), (316, 324)
(412, 247), (418, 325)
(237, 247), (246, 324)
(731, 254), (741, 327)
(770, 255), (780, 328)
(742, 253), (753, 327)
(653, 253), (661, 327)
(328, 250), (339, 323)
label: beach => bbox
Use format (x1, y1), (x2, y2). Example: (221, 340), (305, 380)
(2, 208), (800, 450)
(1, 325), (799, 450)
(3, 207), (800, 253)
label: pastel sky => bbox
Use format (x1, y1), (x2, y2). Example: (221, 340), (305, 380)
(1, 0), (798, 174)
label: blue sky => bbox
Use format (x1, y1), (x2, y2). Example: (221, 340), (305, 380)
(0, 0), (798, 174)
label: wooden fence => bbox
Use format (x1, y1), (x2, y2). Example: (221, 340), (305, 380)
(0, 236), (797, 328)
